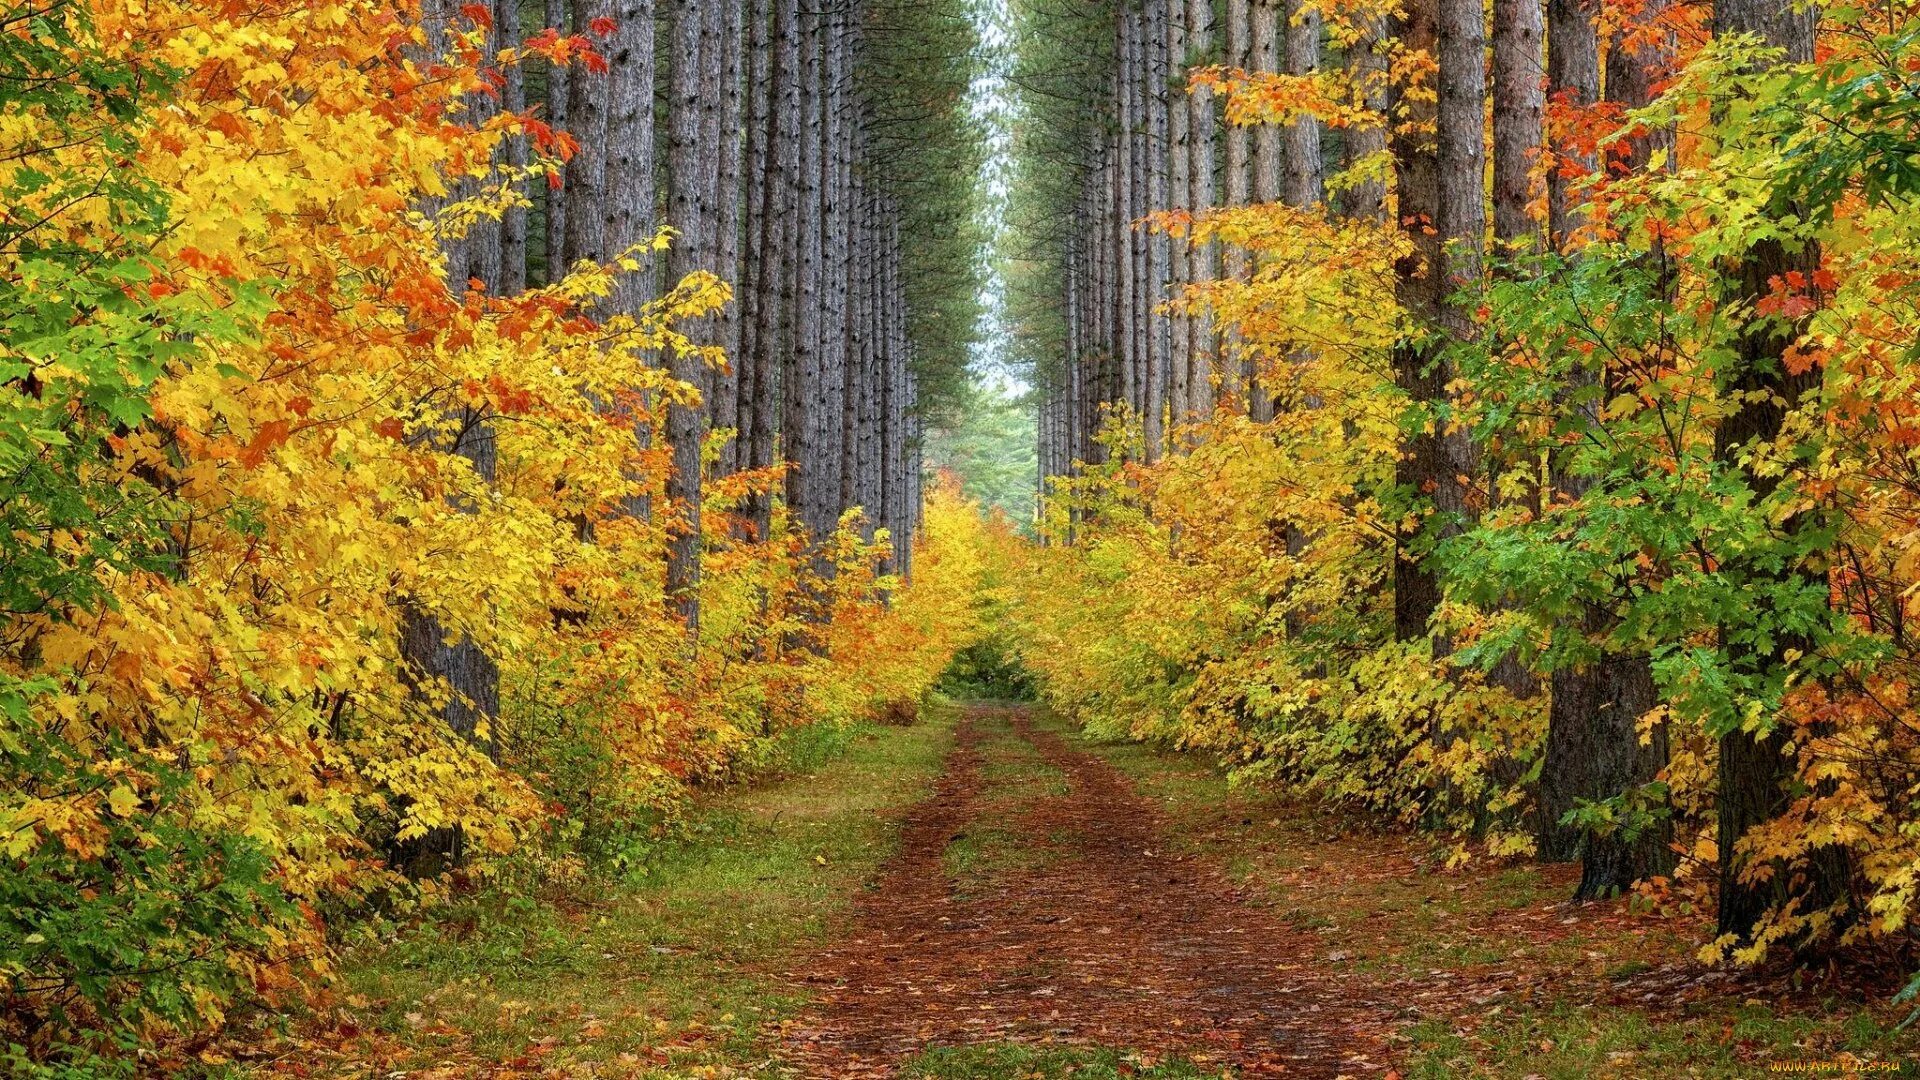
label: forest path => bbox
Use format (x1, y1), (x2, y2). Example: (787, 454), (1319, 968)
(772, 704), (1398, 1077)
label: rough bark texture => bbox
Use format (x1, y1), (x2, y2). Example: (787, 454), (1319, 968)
(1186, 0), (1216, 418)
(1340, 13), (1389, 223)
(1491, 0), (1544, 247)
(1544, 0), (1598, 248)
(1167, 0), (1191, 430)
(783, 3), (824, 540)
(394, 0), (504, 878)
(747, 0), (798, 543)
(563, 0), (611, 266)
(1280, 0), (1321, 210)
(664, 0), (716, 633)
(1710, 0), (1847, 948)
(1223, 0), (1250, 412)
(1537, 0), (1675, 891)
(542, 0), (568, 282)
(1388, 0), (1443, 644)
(1535, 0), (1603, 865)
(603, 0), (655, 313)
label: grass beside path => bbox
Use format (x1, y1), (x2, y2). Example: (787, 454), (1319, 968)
(215, 709), (958, 1079)
(1052, 710), (1919, 1079)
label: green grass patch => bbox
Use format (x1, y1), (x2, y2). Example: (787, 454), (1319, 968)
(219, 710), (958, 1077)
(1400, 1002), (1914, 1079)
(1043, 706), (1920, 1078)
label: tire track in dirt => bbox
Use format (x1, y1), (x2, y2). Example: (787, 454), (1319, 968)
(772, 705), (1396, 1077)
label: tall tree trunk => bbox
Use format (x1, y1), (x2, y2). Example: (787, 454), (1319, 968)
(1491, 0), (1544, 248)
(1113, 23), (1137, 434)
(733, 0), (770, 483)
(1245, 0), (1281, 422)
(1280, 0), (1321, 211)
(1223, 0), (1249, 412)
(664, 0), (718, 634)
(710, 0), (745, 475)
(747, 0), (797, 543)
(1339, 11), (1388, 223)
(1709, 0), (1849, 947)
(395, 0), (504, 880)
(1388, 0), (1443, 643)
(1543, 0), (1597, 248)
(604, 0), (656, 313)
(1250, 0), (1281, 203)
(784, 3), (825, 543)
(1539, 0), (1676, 899)
(1167, 0), (1191, 435)
(563, 0), (611, 267)
(498, 0), (528, 293)
(1186, 0), (1216, 419)
(1535, 0), (1602, 865)
(542, 0), (568, 283)
(1143, 0), (1171, 458)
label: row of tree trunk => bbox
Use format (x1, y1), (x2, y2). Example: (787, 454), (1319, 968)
(1029, 0), (1839, 945)
(397, 0), (955, 871)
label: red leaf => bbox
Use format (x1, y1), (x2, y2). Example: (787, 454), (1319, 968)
(588, 15), (616, 36)
(239, 420), (292, 469)
(460, 3), (492, 27)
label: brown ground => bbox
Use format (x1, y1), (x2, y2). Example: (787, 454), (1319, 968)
(774, 705), (1398, 1077)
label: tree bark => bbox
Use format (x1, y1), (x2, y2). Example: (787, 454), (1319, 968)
(664, 0), (717, 634)
(1710, 0), (1847, 949)
(1544, 0), (1597, 248)
(1186, 0), (1216, 418)
(542, 0), (568, 283)
(563, 0), (611, 266)
(1167, 0), (1192, 435)
(1538, 0), (1675, 893)
(1388, 0), (1443, 643)
(1491, 0), (1544, 247)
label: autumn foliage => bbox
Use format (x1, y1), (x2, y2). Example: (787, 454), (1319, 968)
(1010, 0), (1920, 989)
(0, 0), (982, 1070)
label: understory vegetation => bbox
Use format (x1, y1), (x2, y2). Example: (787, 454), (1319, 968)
(0, 0), (986, 1071)
(1008, 0), (1920, 992)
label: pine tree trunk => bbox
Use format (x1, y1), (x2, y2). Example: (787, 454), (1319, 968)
(563, 0), (611, 266)
(1544, 0), (1597, 248)
(1186, 0), (1216, 418)
(604, 0), (656, 314)
(1709, 0), (1849, 947)
(1143, 0), (1171, 459)
(1539, 0), (1675, 895)
(1340, 12), (1388, 222)
(1280, 0), (1321, 210)
(1535, 0), (1602, 865)
(1113, 24), (1137, 433)
(394, 0), (505, 879)
(1250, 0), (1281, 203)
(784, 4), (825, 543)
(1222, 0), (1248, 412)
(498, 0), (528, 293)
(1167, 0), (1191, 435)
(1491, 0), (1544, 247)
(664, 0), (717, 634)
(542, 0), (568, 282)
(1389, 0), (1444, 643)
(711, 0), (745, 475)
(747, 0), (797, 543)
(734, 0), (770, 483)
